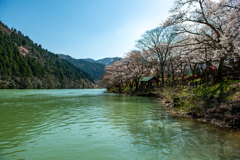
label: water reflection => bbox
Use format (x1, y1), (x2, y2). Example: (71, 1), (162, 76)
(102, 94), (240, 160)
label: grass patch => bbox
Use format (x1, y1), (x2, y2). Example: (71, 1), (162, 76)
(159, 80), (240, 114)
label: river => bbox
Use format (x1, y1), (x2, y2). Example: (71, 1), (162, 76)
(0, 89), (240, 160)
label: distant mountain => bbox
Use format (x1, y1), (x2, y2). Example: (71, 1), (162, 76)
(97, 57), (123, 65)
(58, 55), (123, 80)
(59, 54), (105, 80)
(83, 57), (123, 66)
(0, 21), (94, 89)
(82, 58), (96, 63)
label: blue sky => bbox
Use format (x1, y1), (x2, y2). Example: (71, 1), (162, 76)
(0, 0), (174, 60)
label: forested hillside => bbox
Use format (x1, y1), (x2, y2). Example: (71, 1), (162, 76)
(0, 21), (94, 89)
(59, 54), (105, 80)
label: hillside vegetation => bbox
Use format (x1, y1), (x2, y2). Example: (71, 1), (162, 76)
(59, 54), (105, 80)
(0, 21), (94, 89)
(160, 81), (240, 128)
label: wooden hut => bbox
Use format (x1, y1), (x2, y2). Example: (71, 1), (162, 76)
(140, 76), (160, 89)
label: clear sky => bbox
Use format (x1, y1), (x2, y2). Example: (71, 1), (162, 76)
(0, 0), (174, 60)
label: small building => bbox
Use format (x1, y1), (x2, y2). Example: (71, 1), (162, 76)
(140, 76), (160, 89)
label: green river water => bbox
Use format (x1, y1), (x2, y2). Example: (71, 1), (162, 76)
(0, 89), (240, 160)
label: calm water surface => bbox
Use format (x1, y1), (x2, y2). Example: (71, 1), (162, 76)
(0, 89), (240, 160)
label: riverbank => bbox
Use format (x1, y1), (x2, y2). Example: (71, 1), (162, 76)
(107, 80), (240, 129)
(160, 80), (240, 129)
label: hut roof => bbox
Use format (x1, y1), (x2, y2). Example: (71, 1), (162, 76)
(140, 76), (159, 82)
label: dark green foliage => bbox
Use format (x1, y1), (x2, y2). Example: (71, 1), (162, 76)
(59, 54), (105, 80)
(22, 39), (27, 46)
(0, 21), (94, 89)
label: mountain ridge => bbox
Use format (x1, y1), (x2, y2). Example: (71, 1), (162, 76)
(58, 54), (123, 80)
(83, 57), (123, 66)
(59, 54), (106, 80)
(0, 21), (94, 89)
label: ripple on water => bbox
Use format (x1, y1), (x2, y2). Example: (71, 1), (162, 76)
(0, 89), (240, 160)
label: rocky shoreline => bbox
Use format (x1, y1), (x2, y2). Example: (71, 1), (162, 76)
(157, 98), (240, 130)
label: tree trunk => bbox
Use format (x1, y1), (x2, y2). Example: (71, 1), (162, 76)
(180, 63), (183, 76)
(216, 57), (226, 81)
(190, 64), (197, 77)
(161, 71), (164, 87)
(118, 86), (121, 93)
(172, 70), (174, 82)
(135, 80), (139, 91)
(129, 82), (133, 91)
(205, 46), (208, 82)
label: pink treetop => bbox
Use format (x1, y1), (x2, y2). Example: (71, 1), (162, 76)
(19, 46), (28, 55)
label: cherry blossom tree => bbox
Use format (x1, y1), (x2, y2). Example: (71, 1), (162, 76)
(136, 26), (178, 85)
(124, 51), (151, 90)
(102, 50), (152, 91)
(163, 0), (240, 80)
(102, 60), (126, 92)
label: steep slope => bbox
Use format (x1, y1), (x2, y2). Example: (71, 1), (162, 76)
(0, 21), (94, 89)
(59, 54), (105, 80)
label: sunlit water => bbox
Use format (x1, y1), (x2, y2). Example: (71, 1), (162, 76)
(0, 89), (240, 160)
